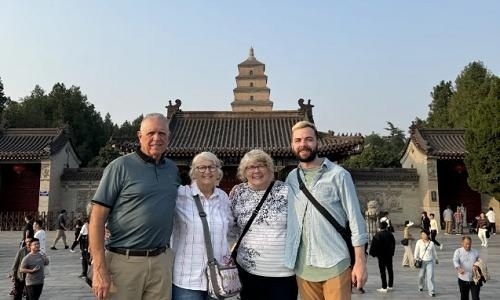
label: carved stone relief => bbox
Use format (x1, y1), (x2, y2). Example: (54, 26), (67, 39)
(357, 190), (403, 213)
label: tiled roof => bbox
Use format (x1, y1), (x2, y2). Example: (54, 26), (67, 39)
(0, 128), (69, 161)
(409, 124), (466, 159)
(60, 168), (104, 182)
(111, 99), (364, 161)
(349, 168), (419, 182)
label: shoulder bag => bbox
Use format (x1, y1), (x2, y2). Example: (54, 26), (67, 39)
(194, 194), (241, 299)
(296, 170), (366, 266)
(414, 242), (430, 269)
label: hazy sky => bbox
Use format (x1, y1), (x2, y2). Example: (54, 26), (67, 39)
(1, 1), (499, 135)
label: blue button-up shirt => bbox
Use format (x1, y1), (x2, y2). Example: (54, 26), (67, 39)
(453, 247), (480, 282)
(284, 158), (368, 269)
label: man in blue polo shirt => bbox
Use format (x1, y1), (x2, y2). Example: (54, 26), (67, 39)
(89, 113), (180, 300)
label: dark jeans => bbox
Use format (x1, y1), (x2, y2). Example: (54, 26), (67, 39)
(26, 283), (43, 300)
(172, 285), (216, 300)
(13, 278), (25, 300)
(377, 257), (394, 289)
(458, 278), (480, 300)
(490, 222), (496, 234)
(237, 264), (297, 300)
(431, 230), (441, 247)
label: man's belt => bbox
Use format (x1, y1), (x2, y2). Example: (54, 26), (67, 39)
(107, 246), (167, 257)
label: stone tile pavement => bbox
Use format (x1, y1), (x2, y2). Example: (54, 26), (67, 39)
(1, 230), (499, 299)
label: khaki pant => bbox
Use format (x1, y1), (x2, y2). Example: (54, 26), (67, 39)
(296, 268), (352, 300)
(445, 221), (453, 234)
(52, 229), (67, 247)
(105, 248), (173, 300)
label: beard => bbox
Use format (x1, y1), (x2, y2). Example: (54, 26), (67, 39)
(293, 145), (318, 163)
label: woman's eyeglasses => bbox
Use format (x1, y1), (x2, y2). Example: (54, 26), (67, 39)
(195, 165), (217, 173)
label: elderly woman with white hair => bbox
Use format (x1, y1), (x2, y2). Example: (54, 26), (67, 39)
(171, 151), (233, 300)
(231, 149), (297, 300)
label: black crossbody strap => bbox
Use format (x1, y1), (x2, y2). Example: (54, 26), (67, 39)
(231, 181), (275, 259)
(193, 194), (222, 298)
(296, 170), (349, 236)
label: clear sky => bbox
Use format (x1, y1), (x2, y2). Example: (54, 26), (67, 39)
(1, 1), (499, 135)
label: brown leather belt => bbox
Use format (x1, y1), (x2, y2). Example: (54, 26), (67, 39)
(107, 246), (167, 257)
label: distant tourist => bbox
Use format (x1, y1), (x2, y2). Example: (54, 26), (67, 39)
(20, 238), (50, 300)
(369, 221), (395, 293)
(10, 238), (32, 300)
(21, 215), (34, 248)
(402, 221), (415, 268)
(476, 212), (490, 248)
(50, 209), (69, 250)
(454, 208), (464, 235)
(485, 207), (496, 236)
(33, 220), (46, 254)
(429, 213), (442, 250)
(443, 205), (454, 235)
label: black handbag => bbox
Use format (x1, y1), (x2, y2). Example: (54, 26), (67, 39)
(296, 170), (366, 266)
(401, 238), (409, 246)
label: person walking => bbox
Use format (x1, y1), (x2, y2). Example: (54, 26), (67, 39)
(453, 236), (481, 300)
(10, 237), (32, 300)
(70, 218), (83, 252)
(50, 209), (69, 250)
(379, 211), (394, 232)
(284, 121), (368, 300)
(402, 221), (415, 268)
(414, 230), (439, 297)
(443, 205), (454, 235)
(476, 212), (490, 248)
(231, 149), (297, 300)
(485, 207), (496, 236)
(171, 152), (233, 300)
(33, 220), (46, 254)
(421, 211), (431, 234)
(21, 215), (34, 248)
(20, 238), (50, 300)
(454, 208), (464, 235)
(369, 221), (395, 293)
(78, 218), (90, 279)
(89, 113), (180, 300)
(429, 213), (442, 250)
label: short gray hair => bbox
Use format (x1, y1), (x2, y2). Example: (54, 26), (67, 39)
(140, 113), (169, 131)
(189, 152), (223, 183)
(237, 149), (275, 182)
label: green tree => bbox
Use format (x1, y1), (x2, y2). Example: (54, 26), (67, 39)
(342, 122), (406, 168)
(0, 76), (11, 117)
(88, 144), (121, 167)
(464, 76), (500, 199)
(426, 80), (454, 128)
(449, 61), (493, 128)
(3, 83), (107, 165)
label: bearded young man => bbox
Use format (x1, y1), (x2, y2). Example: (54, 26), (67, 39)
(284, 121), (368, 300)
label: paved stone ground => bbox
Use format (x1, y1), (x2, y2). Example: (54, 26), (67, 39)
(1, 230), (499, 299)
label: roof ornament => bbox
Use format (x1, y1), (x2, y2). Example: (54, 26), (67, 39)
(249, 47), (254, 58)
(298, 98), (315, 123)
(166, 99), (182, 119)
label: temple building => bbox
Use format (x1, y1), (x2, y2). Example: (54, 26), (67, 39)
(0, 49), (497, 232)
(0, 127), (80, 213)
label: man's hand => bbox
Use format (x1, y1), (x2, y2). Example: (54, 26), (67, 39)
(351, 245), (368, 289)
(92, 265), (111, 300)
